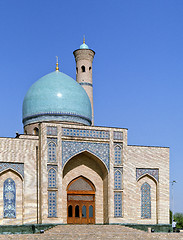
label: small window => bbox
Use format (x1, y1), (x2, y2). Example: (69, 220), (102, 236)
(89, 66), (91, 71)
(76, 67), (78, 74)
(89, 205), (93, 218)
(81, 65), (85, 72)
(68, 205), (72, 217)
(75, 205), (79, 217)
(33, 127), (39, 136)
(82, 205), (86, 218)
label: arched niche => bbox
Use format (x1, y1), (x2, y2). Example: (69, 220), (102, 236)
(62, 151), (108, 224)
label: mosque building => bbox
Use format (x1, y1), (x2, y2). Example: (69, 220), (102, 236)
(0, 39), (169, 225)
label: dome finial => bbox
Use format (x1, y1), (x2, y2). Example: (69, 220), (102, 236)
(56, 56), (59, 71)
(83, 35), (85, 44)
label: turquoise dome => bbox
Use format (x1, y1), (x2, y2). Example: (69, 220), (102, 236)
(22, 71), (92, 126)
(80, 43), (89, 49)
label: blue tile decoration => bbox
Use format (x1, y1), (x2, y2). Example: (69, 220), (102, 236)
(0, 163), (24, 178)
(141, 182), (151, 219)
(62, 141), (110, 170)
(114, 169), (122, 190)
(62, 128), (110, 139)
(47, 126), (57, 136)
(3, 178), (16, 218)
(79, 82), (93, 87)
(48, 191), (57, 217)
(136, 168), (159, 182)
(25, 115), (91, 126)
(47, 140), (57, 162)
(47, 138), (57, 144)
(113, 131), (123, 140)
(48, 168), (57, 188)
(114, 192), (122, 217)
(47, 165), (58, 171)
(114, 144), (122, 165)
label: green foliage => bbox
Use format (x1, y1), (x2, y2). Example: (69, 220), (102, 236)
(174, 213), (183, 229)
(170, 210), (172, 224)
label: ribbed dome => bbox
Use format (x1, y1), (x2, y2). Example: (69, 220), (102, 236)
(22, 71), (92, 126)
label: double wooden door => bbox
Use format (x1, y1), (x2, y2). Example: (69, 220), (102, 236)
(67, 197), (95, 224)
(67, 177), (95, 224)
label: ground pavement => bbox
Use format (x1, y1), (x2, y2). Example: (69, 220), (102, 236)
(0, 225), (183, 240)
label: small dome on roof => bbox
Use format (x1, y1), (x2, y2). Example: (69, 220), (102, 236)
(80, 36), (89, 49)
(80, 43), (89, 49)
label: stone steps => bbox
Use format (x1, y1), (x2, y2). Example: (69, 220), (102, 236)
(0, 225), (183, 240)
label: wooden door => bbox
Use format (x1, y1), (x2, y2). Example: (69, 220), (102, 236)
(67, 177), (95, 224)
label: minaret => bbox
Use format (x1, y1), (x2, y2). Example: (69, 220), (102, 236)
(73, 37), (95, 125)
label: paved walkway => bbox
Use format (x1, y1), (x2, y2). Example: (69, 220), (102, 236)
(0, 225), (183, 240)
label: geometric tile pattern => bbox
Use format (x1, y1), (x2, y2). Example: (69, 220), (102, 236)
(48, 191), (57, 217)
(141, 182), (151, 219)
(113, 131), (123, 140)
(48, 168), (57, 188)
(62, 128), (110, 139)
(0, 163), (24, 178)
(114, 169), (122, 190)
(114, 192), (122, 217)
(114, 144), (122, 165)
(62, 141), (110, 171)
(47, 126), (57, 136)
(136, 168), (159, 182)
(3, 178), (16, 218)
(47, 141), (57, 162)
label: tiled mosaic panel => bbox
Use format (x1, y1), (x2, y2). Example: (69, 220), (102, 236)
(47, 126), (57, 136)
(48, 191), (57, 217)
(62, 141), (110, 170)
(48, 169), (57, 188)
(114, 170), (122, 190)
(4, 178), (16, 218)
(0, 163), (24, 178)
(136, 168), (159, 182)
(114, 192), (122, 217)
(113, 131), (123, 140)
(62, 128), (110, 139)
(48, 141), (56, 162)
(114, 144), (122, 165)
(141, 182), (151, 219)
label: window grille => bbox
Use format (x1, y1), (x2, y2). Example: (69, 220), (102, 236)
(48, 142), (56, 162)
(48, 169), (56, 188)
(141, 182), (151, 219)
(4, 178), (16, 218)
(114, 192), (122, 217)
(48, 191), (57, 217)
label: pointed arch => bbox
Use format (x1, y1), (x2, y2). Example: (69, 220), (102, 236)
(137, 173), (158, 185)
(0, 168), (24, 181)
(67, 176), (95, 192)
(63, 150), (109, 176)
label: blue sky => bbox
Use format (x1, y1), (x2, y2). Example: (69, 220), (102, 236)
(0, 0), (182, 214)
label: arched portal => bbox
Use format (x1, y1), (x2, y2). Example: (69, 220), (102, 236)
(67, 176), (95, 224)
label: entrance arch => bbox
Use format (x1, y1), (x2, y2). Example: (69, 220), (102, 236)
(67, 176), (95, 224)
